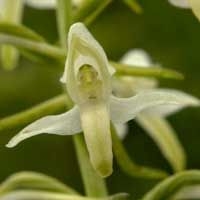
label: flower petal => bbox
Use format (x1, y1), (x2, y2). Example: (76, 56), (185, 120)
(6, 106), (81, 148)
(145, 90), (200, 117)
(188, 0), (200, 22)
(110, 89), (200, 124)
(25, 0), (56, 9)
(114, 123), (128, 139)
(120, 49), (152, 68)
(168, 0), (190, 8)
(60, 22), (112, 104)
(79, 101), (113, 177)
(173, 185), (200, 199)
(136, 112), (186, 172)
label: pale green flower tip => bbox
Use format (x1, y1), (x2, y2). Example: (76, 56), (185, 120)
(187, 96), (200, 106)
(172, 90), (200, 107)
(167, 71), (184, 80)
(6, 140), (16, 148)
(6, 132), (26, 148)
(93, 158), (113, 178)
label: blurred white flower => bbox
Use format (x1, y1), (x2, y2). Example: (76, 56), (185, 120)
(25, 0), (83, 9)
(168, 0), (190, 8)
(173, 185), (200, 199)
(25, 0), (56, 9)
(168, 0), (200, 22)
(113, 49), (200, 172)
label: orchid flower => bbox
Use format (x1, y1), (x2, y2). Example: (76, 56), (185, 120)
(112, 49), (200, 172)
(6, 23), (200, 177)
(168, 0), (200, 22)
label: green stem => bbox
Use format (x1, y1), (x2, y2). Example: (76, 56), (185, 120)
(83, 0), (112, 26)
(142, 170), (200, 200)
(56, 0), (72, 49)
(74, 0), (112, 25)
(0, 30), (183, 80)
(0, 190), (128, 200)
(0, 34), (66, 62)
(0, 171), (79, 195)
(0, 95), (66, 133)
(122, 0), (143, 14)
(1, 0), (24, 70)
(2, 0), (24, 23)
(0, 22), (45, 41)
(111, 61), (184, 80)
(136, 113), (186, 172)
(111, 125), (169, 179)
(73, 135), (108, 197)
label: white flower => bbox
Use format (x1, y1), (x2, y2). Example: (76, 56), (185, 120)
(113, 49), (200, 172)
(173, 185), (200, 199)
(168, 0), (190, 8)
(6, 23), (200, 177)
(168, 0), (200, 22)
(25, 0), (56, 9)
(25, 0), (83, 9)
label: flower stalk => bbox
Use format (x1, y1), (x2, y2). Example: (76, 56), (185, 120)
(56, 0), (73, 49)
(111, 125), (169, 179)
(142, 170), (200, 200)
(0, 0), (24, 70)
(0, 95), (67, 133)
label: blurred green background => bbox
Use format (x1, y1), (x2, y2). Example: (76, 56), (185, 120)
(0, 0), (200, 199)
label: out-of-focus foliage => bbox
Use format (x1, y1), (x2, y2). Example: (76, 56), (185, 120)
(0, 0), (200, 199)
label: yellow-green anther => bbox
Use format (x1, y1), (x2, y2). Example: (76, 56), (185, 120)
(77, 65), (102, 100)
